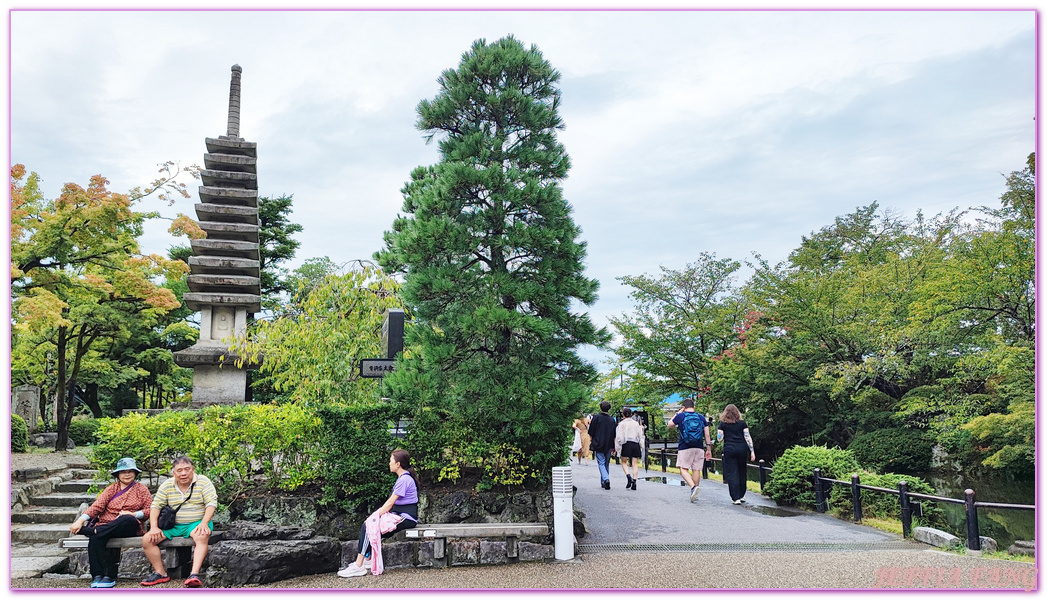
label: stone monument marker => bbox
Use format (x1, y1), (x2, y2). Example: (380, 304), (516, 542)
(173, 65), (262, 406)
(11, 385), (40, 432)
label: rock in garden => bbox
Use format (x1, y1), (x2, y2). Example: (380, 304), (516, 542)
(206, 538), (340, 586)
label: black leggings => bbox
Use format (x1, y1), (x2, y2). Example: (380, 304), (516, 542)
(356, 517), (417, 558)
(85, 514), (140, 578)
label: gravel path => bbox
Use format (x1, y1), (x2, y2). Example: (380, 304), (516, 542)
(10, 449), (92, 472)
(11, 550), (1036, 590)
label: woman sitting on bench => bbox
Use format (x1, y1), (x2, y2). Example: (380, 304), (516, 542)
(68, 457), (152, 588)
(337, 448), (419, 577)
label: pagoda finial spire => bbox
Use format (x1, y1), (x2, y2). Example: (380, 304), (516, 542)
(227, 64), (242, 138)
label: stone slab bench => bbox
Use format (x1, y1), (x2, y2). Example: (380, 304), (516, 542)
(59, 535), (219, 549)
(402, 522), (549, 567)
(59, 533), (224, 578)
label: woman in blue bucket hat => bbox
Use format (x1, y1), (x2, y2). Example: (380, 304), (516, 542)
(68, 457), (153, 588)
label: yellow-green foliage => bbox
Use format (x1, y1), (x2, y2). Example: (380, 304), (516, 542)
(91, 404), (322, 503)
(438, 440), (536, 490)
(232, 266), (405, 406)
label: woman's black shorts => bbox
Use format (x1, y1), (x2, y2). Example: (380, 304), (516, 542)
(620, 441), (642, 459)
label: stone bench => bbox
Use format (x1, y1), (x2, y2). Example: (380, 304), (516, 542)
(59, 533), (223, 578)
(401, 522), (549, 567)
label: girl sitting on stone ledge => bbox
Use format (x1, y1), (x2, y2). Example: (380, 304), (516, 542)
(337, 449), (419, 577)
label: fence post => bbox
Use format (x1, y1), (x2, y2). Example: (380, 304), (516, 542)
(813, 468), (826, 513)
(660, 448), (666, 472)
(851, 473), (862, 522)
(758, 459), (767, 492)
(702, 453), (709, 479)
(965, 489), (981, 552)
(898, 480), (911, 538)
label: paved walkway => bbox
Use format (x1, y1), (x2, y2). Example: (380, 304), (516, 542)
(570, 460), (896, 545)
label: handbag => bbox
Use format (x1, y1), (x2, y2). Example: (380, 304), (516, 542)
(157, 481), (195, 530)
(83, 482), (137, 533)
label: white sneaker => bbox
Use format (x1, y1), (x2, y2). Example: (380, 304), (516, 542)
(337, 565), (367, 578)
(732, 499), (742, 505)
(689, 486), (700, 502)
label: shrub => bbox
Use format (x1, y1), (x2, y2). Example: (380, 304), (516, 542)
(68, 419), (102, 446)
(847, 427), (932, 474)
(91, 404), (323, 503)
(317, 403), (408, 512)
(764, 445), (860, 509)
(829, 470), (948, 530)
(11, 414), (29, 453)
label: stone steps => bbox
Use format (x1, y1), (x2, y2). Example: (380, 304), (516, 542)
(56, 479), (96, 493)
(11, 555), (70, 579)
(12, 523), (77, 543)
(11, 506), (80, 524)
(33, 492), (97, 507)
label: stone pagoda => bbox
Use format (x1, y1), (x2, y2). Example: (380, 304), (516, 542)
(173, 65), (262, 406)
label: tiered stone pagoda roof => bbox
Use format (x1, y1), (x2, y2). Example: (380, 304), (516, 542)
(182, 65), (261, 315)
(174, 64), (262, 383)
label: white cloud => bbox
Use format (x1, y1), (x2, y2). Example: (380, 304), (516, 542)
(9, 9), (1035, 370)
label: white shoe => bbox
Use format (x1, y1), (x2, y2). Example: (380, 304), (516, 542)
(689, 486), (700, 502)
(732, 499), (742, 505)
(337, 565), (367, 578)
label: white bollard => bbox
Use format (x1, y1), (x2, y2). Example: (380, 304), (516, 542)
(551, 466), (574, 560)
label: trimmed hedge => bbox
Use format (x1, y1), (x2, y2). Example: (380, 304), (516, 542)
(91, 404), (323, 503)
(764, 445), (860, 509)
(847, 427), (932, 474)
(12, 414), (29, 453)
(316, 403), (409, 513)
(68, 419), (102, 446)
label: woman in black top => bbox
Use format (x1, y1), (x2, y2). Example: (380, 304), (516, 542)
(716, 404), (755, 505)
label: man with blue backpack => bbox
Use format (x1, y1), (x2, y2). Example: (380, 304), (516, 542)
(668, 398), (712, 502)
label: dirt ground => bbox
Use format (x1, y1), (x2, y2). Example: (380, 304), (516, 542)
(10, 447), (92, 472)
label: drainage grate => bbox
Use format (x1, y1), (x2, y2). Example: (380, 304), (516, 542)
(578, 541), (921, 554)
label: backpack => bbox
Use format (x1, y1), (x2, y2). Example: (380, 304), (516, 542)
(679, 412), (706, 447)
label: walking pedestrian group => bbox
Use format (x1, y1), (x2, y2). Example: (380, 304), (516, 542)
(584, 398), (756, 505)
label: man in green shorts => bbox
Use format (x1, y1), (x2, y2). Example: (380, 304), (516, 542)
(140, 456), (217, 588)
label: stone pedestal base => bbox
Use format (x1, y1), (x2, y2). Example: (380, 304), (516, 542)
(190, 366), (248, 404)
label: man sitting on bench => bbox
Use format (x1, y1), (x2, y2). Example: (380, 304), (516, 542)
(140, 456), (217, 588)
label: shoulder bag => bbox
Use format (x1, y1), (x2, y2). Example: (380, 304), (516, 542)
(157, 481), (195, 530)
(83, 482), (137, 534)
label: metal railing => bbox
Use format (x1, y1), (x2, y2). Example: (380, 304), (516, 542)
(812, 468), (1036, 552)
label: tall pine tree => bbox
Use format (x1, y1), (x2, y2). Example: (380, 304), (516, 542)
(376, 36), (608, 486)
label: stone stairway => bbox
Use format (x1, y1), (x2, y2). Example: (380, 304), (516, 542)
(11, 464), (97, 579)
(11, 466), (174, 580)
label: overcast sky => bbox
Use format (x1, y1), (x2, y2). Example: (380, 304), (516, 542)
(9, 9), (1036, 370)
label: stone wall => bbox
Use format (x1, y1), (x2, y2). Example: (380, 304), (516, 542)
(228, 488), (556, 541)
(229, 487), (558, 575)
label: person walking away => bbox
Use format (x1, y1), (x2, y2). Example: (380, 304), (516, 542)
(69, 457), (152, 588)
(667, 398), (712, 502)
(587, 401), (616, 490)
(572, 413), (592, 465)
(338, 448), (419, 577)
(614, 407), (646, 491)
(717, 404), (756, 505)
(140, 456), (218, 588)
